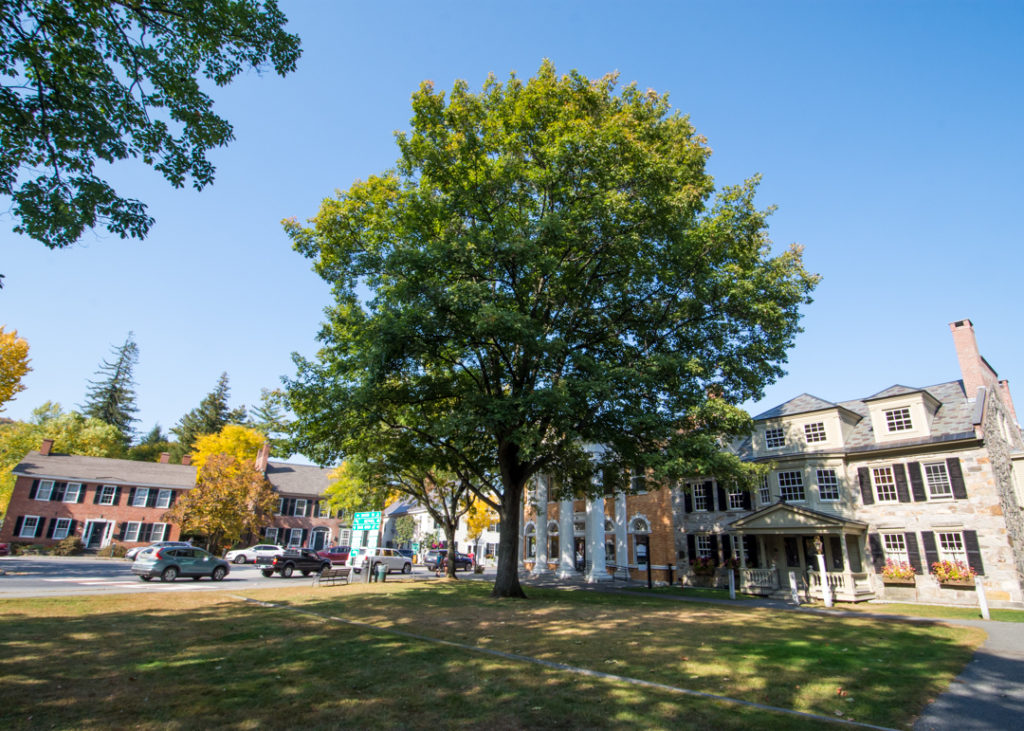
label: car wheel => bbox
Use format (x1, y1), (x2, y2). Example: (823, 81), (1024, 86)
(282, 564), (294, 578)
(261, 569), (274, 578)
(402, 563), (411, 574)
(139, 576), (152, 582)
(233, 555), (246, 564)
(161, 566), (178, 582)
(212, 566), (226, 581)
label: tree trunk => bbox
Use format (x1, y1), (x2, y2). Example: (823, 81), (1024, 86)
(491, 480), (527, 598)
(444, 523), (458, 579)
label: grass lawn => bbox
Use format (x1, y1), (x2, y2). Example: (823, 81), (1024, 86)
(807, 600), (1024, 624)
(623, 585), (756, 601)
(0, 582), (983, 729)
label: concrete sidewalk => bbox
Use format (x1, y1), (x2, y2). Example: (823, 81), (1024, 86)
(517, 572), (1024, 729)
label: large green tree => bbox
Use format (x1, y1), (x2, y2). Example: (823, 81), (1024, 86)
(246, 387), (293, 458)
(81, 331), (139, 443)
(170, 372), (246, 460)
(0, 0), (301, 259)
(286, 62), (818, 598)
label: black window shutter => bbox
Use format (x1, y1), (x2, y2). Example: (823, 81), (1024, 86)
(169, 490), (178, 505)
(709, 534), (719, 565)
(146, 490), (158, 508)
(745, 535), (758, 566)
(35, 518), (46, 538)
(113, 487), (122, 505)
(686, 534), (695, 559)
(13, 516), (23, 536)
(904, 533), (923, 574)
(921, 531), (939, 571)
(117, 522), (127, 541)
(47, 518), (56, 538)
(301, 529), (308, 547)
(28, 480), (38, 500)
(963, 530), (985, 575)
(53, 482), (65, 502)
(893, 464), (911, 503)
(78, 485), (86, 503)
(716, 486), (727, 512)
(93, 486), (102, 504)
(867, 533), (885, 572)
(683, 491), (692, 513)
(722, 534), (733, 559)
(858, 468), (874, 505)
(259, 527), (266, 538)
(68, 520), (77, 535)
(907, 462), (927, 502)
(947, 458), (968, 500)
(127, 488), (137, 506)
(741, 491), (752, 510)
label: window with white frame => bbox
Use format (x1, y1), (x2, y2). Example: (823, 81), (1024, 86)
(524, 523), (536, 557)
(124, 522), (141, 542)
(156, 489), (173, 508)
(803, 422), (827, 443)
(99, 485), (116, 505)
(131, 488), (149, 507)
(882, 533), (908, 563)
(923, 463), (953, 499)
(816, 469), (840, 501)
(727, 489), (746, 510)
(35, 480), (54, 501)
(52, 518), (72, 540)
(695, 535), (712, 558)
(692, 482), (709, 511)
(759, 474), (771, 504)
(937, 532), (967, 563)
(885, 407), (913, 432)
(19, 515), (41, 537)
(872, 466), (898, 502)
(294, 499), (307, 517)
(151, 523), (168, 541)
(765, 427), (785, 449)
(275, 498), (284, 515)
(287, 528), (303, 548)
(64, 483), (81, 502)
(777, 471), (805, 501)
(265, 527), (279, 544)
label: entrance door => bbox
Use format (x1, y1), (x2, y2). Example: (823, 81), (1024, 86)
(311, 528), (328, 551)
(635, 535), (650, 570)
(83, 521), (110, 549)
(573, 537), (586, 571)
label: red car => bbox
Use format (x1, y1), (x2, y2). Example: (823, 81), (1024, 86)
(316, 545), (351, 565)
(0, 542), (8, 556)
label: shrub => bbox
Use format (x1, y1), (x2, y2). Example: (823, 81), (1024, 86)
(12, 542), (46, 555)
(51, 536), (85, 556)
(97, 542), (128, 558)
(931, 560), (976, 583)
(882, 559), (916, 581)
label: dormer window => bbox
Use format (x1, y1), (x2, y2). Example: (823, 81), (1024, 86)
(885, 407), (913, 432)
(803, 422), (827, 443)
(764, 427), (785, 449)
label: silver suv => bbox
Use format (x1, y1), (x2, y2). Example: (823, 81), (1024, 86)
(352, 547), (412, 575)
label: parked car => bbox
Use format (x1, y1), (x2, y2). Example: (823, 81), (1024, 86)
(224, 544), (284, 564)
(424, 550), (473, 572)
(316, 545), (351, 565)
(0, 542), (9, 556)
(125, 540), (191, 561)
(255, 548), (331, 578)
(350, 547), (412, 575)
(131, 546), (230, 582)
(396, 548), (415, 560)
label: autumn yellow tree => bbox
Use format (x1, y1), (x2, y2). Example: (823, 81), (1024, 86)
(465, 498), (497, 559)
(163, 453), (276, 552)
(0, 327), (30, 412)
(191, 424), (267, 472)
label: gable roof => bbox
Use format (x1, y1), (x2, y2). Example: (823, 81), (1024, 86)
(263, 461), (332, 497)
(752, 393), (838, 420)
(729, 501), (867, 532)
(12, 451), (196, 489)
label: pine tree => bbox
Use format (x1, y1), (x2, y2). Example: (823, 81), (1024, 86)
(81, 332), (139, 443)
(171, 373), (247, 457)
(247, 387), (293, 457)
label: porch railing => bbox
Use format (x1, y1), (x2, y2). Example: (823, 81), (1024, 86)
(808, 571), (871, 596)
(740, 567), (779, 591)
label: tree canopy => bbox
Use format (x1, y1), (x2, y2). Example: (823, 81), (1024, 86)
(171, 372), (246, 459)
(0, 326), (31, 411)
(0, 0), (301, 261)
(286, 61), (818, 598)
(191, 424), (266, 473)
(81, 331), (139, 442)
(247, 388), (293, 458)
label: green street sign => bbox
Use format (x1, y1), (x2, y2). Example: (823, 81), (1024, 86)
(352, 510), (382, 531)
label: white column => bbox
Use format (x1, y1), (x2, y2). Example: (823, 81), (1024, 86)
(532, 476), (550, 575)
(585, 496), (611, 582)
(615, 492), (628, 575)
(840, 532), (855, 597)
(557, 498), (574, 578)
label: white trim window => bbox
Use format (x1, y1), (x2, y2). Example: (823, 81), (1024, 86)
(923, 463), (953, 499)
(885, 407), (913, 432)
(275, 498), (284, 516)
(765, 427), (785, 449)
(98, 485), (117, 505)
(816, 469), (840, 502)
(124, 522), (142, 542)
(727, 489), (746, 510)
(872, 467), (898, 502)
(52, 518), (72, 540)
(803, 422), (827, 443)
(63, 483), (81, 502)
(759, 475), (771, 505)
(692, 482), (709, 511)
(131, 488), (149, 507)
(19, 515), (41, 538)
(287, 528), (303, 548)
(151, 523), (168, 541)
(156, 489), (173, 508)
(937, 532), (967, 563)
(882, 533), (909, 563)
(265, 527), (279, 544)
(35, 480), (54, 501)
(294, 499), (307, 517)
(777, 471), (805, 501)
(695, 535), (712, 559)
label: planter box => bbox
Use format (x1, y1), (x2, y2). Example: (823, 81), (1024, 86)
(882, 579), (916, 586)
(939, 580), (975, 589)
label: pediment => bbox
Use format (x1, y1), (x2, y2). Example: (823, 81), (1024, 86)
(728, 502), (866, 533)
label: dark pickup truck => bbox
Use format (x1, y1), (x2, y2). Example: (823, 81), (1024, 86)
(255, 548), (332, 578)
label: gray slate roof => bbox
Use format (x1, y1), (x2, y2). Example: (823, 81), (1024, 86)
(752, 393), (838, 420)
(12, 451), (197, 488)
(260, 461), (332, 497)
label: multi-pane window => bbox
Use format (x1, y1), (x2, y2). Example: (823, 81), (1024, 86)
(156, 489), (173, 508)
(294, 499), (307, 517)
(885, 407), (913, 432)
(98, 485), (116, 505)
(765, 427), (785, 449)
(52, 518), (72, 540)
(287, 528), (303, 548)
(131, 488), (149, 507)
(64, 483), (81, 502)
(759, 475), (771, 504)
(695, 535), (712, 558)
(727, 490), (746, 510)
(124, 522), (141, 542)
(35, 480), (54, 501)
(804, 422), (827, 443)
(265, 527), (279, 544)
(777, 471), (805, 501)
(19, 515), (40, 537)
(816, 469), (840, 501)
(692, 482), (709, 511)
(882, 533), (909, 563)
(937, 532), (967, 563)
(872, 467), (898, 502)
(924, 463), (953, 499)
(151, 523), (168, 541)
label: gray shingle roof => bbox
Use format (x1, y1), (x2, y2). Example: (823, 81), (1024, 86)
(752, 393), (838, 420)
(863, 384), (922, 401)
(12, 451), (196, 488)
(263, 461), (332, 497)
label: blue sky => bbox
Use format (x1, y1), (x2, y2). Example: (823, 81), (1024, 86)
(3, 1), (1022, 455)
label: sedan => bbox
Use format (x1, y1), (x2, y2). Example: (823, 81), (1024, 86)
(224, 544), (284, 564)
(424, 551), (474, 572)
(131, 546), (230, 582)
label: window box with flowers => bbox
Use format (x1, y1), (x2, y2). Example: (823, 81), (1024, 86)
(690, 557), (716, 577)
(881, 559), (916, 585)
(931, 560), (977, 587)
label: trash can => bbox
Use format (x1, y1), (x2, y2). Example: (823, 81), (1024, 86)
(376, 562), (387, 582)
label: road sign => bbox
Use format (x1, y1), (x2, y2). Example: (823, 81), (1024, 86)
(351, 510), (382, 531)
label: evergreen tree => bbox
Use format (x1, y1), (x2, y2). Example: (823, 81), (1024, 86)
(247, 388), (294, 457)
(127, 423), (174, 462)
(81, 332), (139, 443)
(171, 373), (247, 458)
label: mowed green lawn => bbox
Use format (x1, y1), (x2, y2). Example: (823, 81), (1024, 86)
(0, 581), (983, 729)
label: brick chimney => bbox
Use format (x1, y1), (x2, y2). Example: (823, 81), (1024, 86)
(158, 452), (170, 464)
(181, 454), (192, 466)
(255, 442), (271, 473)
(949, 319), (1017, 421)
(40, 438), (54, 456)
